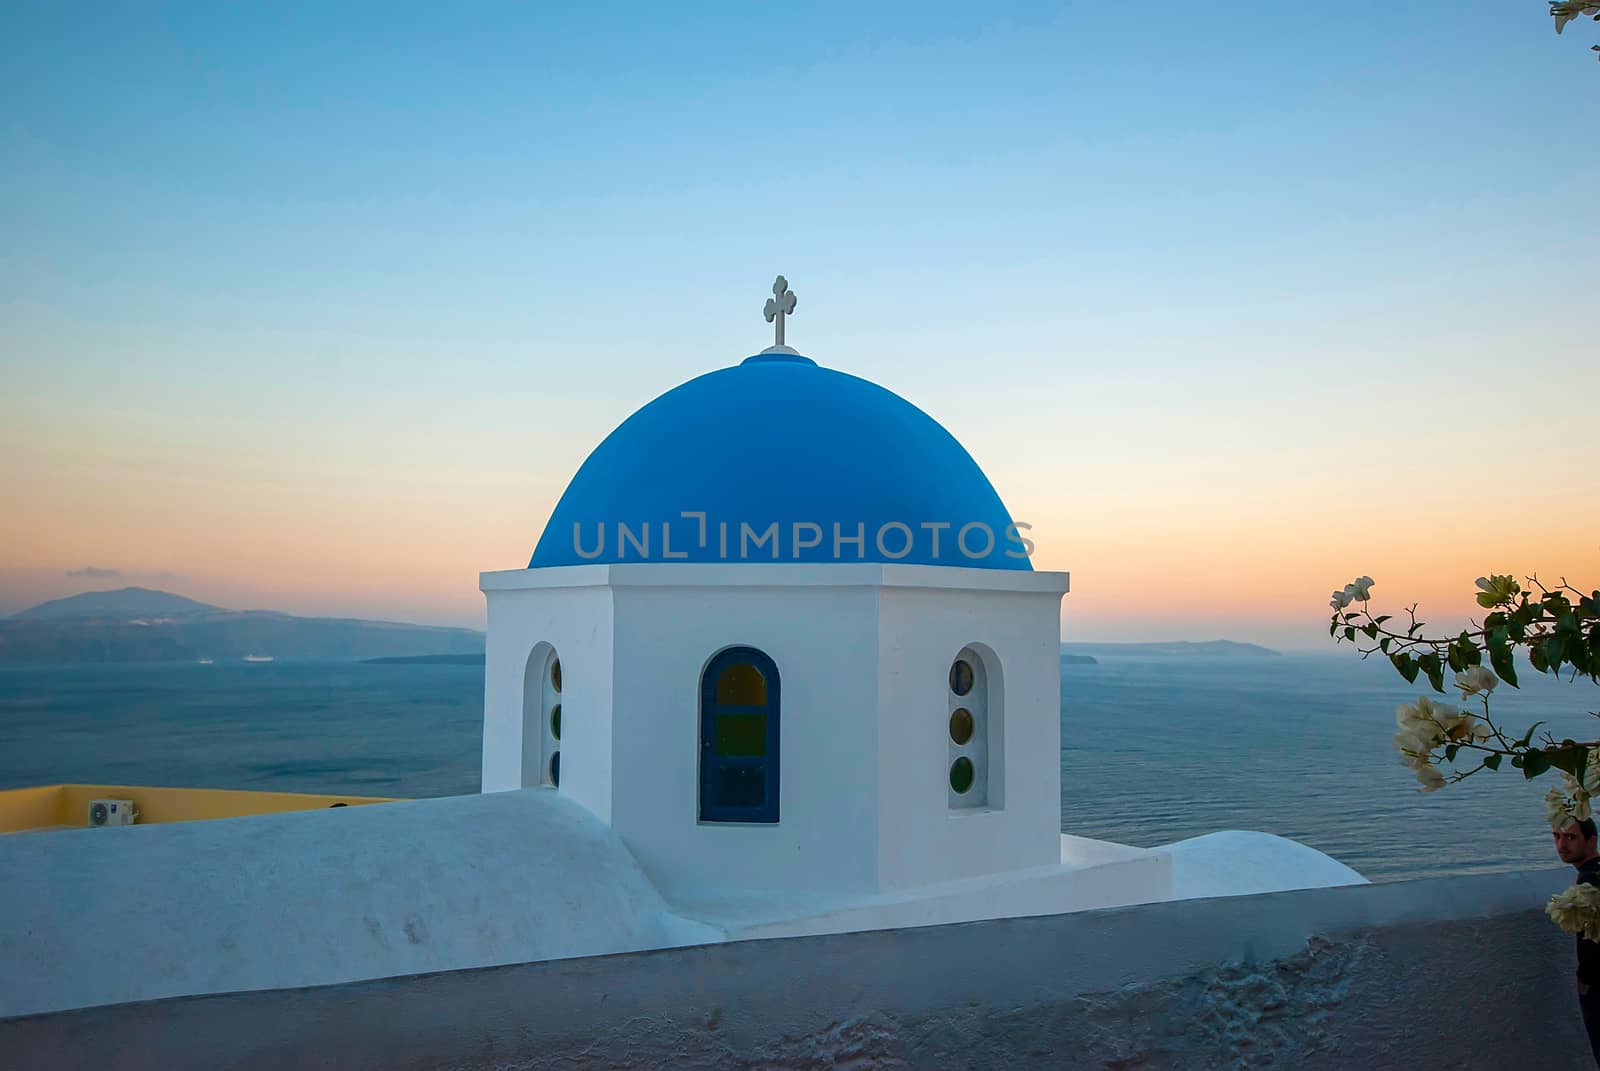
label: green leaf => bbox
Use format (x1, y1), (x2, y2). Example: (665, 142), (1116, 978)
(1391, 652), (1420, 684)
(1344, 626), (1356, 642)
(1362, 624), (1378, 640)
(1380, 637), (1392, 654)
(1490, 643), (1520, 688)
(1445, 744), (1459, 762)
(1553, 747), (1589, 780)
(1523, 750), (1552, 779)
(1376, 615), (1392, 625)
(1418, 652), (1445, 693)
(1484, 753), (1502, 771)
(1515, 721), (1546, 749)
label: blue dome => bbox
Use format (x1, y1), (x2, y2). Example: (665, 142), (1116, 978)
(530, 352), (1031, 570)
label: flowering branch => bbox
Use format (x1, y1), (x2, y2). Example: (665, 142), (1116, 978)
(1327, 574), (1600, 816)
(1552, 2), (1600, 62)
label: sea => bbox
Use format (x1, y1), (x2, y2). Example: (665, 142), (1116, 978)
(1, 653), (1594, 883)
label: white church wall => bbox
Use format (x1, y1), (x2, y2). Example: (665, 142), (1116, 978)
(608, 573), (883, 902)
(481, 564), (1068, 902)
(481, 570), (615, 823)
(874, 577), (1068, 892)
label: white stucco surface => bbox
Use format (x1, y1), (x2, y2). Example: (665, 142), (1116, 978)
(1162, 830), (1369, 899)
(1, 787), (1370, 1021)
(480, 562), (1073, 903)
(480, 577), (615, 821)
(7, 867), (1580, 1069)
(0, 789), (719, 1019)
(875, 580), (1068, 891)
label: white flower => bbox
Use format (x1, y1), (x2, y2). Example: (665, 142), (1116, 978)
(1455, 666), (1499, 698)
(1553, 3), (1600, 34)
(1395, 703), (1431, 738)
(1392, 696), (1496, 776)
(1415, 764), (1446, 792)
(1548, 785), (1575, 828)
(1347, 576), (1375, 601)
(1553, 753), (1600, 803)
(1393, 730), (1438, 770)
(1475, 574), (1521, 608)
(1548, 882), (1600, 942)
(1330, 589), (1353, 610)
(1549, 762), (1599, 824)
(1413, 695), (1462, 732)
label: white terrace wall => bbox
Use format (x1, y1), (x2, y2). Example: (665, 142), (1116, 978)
(4, 867), (1587, 1070)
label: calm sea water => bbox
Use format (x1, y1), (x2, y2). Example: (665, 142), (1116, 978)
(1, 654), (1594, 882)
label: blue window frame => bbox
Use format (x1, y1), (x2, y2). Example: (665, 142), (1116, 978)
(699, 646), (780, 823)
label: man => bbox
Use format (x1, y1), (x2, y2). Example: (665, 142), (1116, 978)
(1556, 817), (1600, 1066)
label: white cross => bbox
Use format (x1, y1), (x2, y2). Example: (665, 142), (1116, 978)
(763, 275), (797, 351)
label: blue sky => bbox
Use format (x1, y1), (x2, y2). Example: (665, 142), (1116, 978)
(3, 2), (1596, 644)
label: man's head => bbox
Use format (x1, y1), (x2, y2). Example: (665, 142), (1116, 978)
(1554, 817), (1599, 864)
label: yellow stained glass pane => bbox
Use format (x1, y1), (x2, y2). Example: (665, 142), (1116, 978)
(716, 662), (767, 706)
(949, 707), (974, 745)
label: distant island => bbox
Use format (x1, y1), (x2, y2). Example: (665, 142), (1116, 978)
(0, 589), (1282, 667)
(0, 587), (484, 666)
(363, 653), (486, 666)
(1060, 640), (1279, 658)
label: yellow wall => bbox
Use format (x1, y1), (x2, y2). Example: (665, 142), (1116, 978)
(0, 784), (399, 834)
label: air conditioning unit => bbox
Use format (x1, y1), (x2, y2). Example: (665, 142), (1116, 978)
(88, 799), (138, 827)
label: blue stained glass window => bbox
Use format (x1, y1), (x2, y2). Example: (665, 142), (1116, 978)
(700, 647), (780, 823)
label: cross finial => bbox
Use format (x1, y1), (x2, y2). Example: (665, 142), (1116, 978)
(762, 275), (798, 354)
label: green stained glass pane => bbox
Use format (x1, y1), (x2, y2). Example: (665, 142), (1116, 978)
(950, 756), (975, 794)
(716, 713), (767, 757)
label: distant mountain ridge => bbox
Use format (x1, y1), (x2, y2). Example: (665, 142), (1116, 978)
(0, 588), (484, 666)
(12, 587), (221, 621)
(1061, 640), (1279, 658)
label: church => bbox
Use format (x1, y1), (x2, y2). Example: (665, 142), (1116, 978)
(0, 278), (1363, 1021)
(475, 277), (1361, 930)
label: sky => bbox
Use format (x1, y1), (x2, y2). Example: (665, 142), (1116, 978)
(2, 2), (1596, 649)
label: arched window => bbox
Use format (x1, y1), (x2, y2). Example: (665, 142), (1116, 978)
(700, 647), (780, 823)
(522, 645), (562, 789)
(948, 646), (994, 810)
